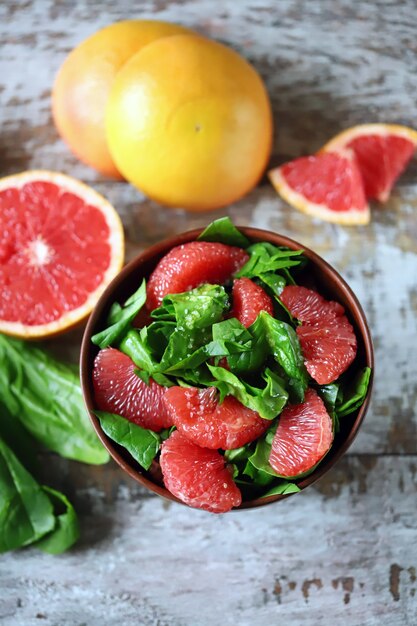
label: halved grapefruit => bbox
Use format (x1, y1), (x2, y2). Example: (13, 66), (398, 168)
(146, 241), (248, 310)
(269, 388), (333, 478)
(160, 430), (242, 513)
(93, 348), (172, 432)
(0, 171), (124, 338)
(321, 123), (417, 202)
(163, 386), (269, 449)
(269, 149), (370, 225)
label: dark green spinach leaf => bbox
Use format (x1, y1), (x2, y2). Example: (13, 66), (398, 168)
(96, 411), (160, 470)
(0, 335), (109, 465)
(36, 487), (79, 555)
(336, 367), (371, 417)
(236, 242), (304, 279)
(197, 217), (250, 248)
(0, 436), (55, 552)
(92, 279), (147, 348)
(208, 365), (288, 420)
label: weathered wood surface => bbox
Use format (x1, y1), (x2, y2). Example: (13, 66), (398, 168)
(1, 0), (417, 624)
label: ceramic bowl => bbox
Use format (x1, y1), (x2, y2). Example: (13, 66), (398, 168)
(80, 227), (374, 510)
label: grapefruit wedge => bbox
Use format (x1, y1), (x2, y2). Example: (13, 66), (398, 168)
(269, 149), (370, 225)
(93, 348), (172, 432)
(231, 277), (274, 328)
(280, 286), (357, 384)
(0, 171), (124, 338)
(146, 241), (248, 310)
(163, 386), (269, 450)
(160, 430), (242, 513)
(322, 123), (417, 202)
(269, 388), (333, 478)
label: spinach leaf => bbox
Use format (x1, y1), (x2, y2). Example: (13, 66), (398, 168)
(243, 459), (275, 485)
(224, 445), (253, 463)
(0, 404), (38, 473)
(0, 335), (109, 465)
(257, 273), (286, 298)
(236, 242), (304, 279)
(161, 284), (229, 330)
(259, 312), (308, 401)
(226, 316), (269, 374)
(247, 425), (283, 478)
(336, 367), (372, 417)
(0, 436), (55, 552)
(197, 217), (250, 248)
(36, 487), (79, 555)
(92, 279), (147, 348)
(260, 482), (301, 497)
(208, 365), (288, 420)
(96, 411), (160, 470)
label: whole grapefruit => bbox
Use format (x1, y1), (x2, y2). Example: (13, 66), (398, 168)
(52, 20), (192, 178)
(106, 34), (273, 210)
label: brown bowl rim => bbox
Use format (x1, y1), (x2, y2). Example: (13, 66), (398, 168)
(80, 226), (374, 510)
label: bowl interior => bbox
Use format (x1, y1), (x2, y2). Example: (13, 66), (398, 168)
(80, 227), (374, 509)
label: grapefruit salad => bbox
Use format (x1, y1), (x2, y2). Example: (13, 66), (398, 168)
(90, 218), (371, 513)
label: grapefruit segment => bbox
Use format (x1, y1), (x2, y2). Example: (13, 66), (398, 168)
(231, 277), (274, 327)
(146, 241), (248, 310)
(269, 388), (333, 477)
(280, 286), (357, 384)
(322, 123), (417, 202)
(160, 430), (242, 513)
(0, 171), (124, 338)
(269, 149), (370, 225)
(280, 285), (344, 324)
(163, 386), (270, 450)
(93, 348), (172, 432)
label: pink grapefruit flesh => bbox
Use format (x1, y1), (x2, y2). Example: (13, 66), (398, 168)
(160, 430), (242, 513)
(269, 388), (333, 477)
(163, 386), (270, 450)
(146, 241), (248, 310)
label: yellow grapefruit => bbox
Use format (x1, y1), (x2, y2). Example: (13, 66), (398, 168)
(106, 34), (273, 210)
(52, 20), (192, 178)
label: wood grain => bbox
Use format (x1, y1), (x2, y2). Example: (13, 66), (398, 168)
(0, 455), (416, 625)
(1, 0), (417, 623)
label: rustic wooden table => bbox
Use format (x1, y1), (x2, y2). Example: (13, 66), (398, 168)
(1, 1), (416, 624)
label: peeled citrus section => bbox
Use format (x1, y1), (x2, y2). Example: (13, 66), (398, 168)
(106, 34), (273, 210)
(93, 348), (172, 432)
(146, 241), (248, 310)
(269, 149), (370, 225)
(269, 388), (333, 478)
(160, 430), (242, 513)
(52, 20), (192, 177)
(280, 286), (357, 384)
(163, 386), (269, 449)
(0, 170), (124, 338)
(321, 123), (417, 202)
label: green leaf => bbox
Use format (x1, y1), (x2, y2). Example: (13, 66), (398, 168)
(0, 436), (55, 552)
(257, 273), (286, 297)
(208, 365), (288, 420)
(247, 425), (283, 478)
(159, 284), (229, 330)
(92, 279), (147, 348)
(243, 459), (275, 485)
(224, 445), (252, 463)
(236, 242), (304, 279)
(336, 367), (372, 418)
(318, 382), (341, 432)
(0, 335), (109, 465)
(225, 316), (269, 374)
(260, 481), (301, 497)
(36, 487), (79, 554)
(197, 217), (250, 248)
(95, 411), (160, 470)
(0, 403), (38, 473)
(259, 312), (308, 401)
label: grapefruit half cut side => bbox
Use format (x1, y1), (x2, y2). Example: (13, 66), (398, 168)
(321, 123), (417, 202)
(0, 170), (124, 338)
(268, 149), (370, 225)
